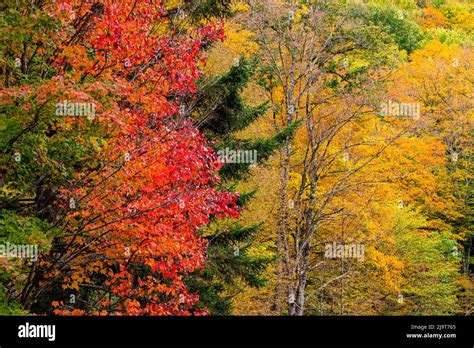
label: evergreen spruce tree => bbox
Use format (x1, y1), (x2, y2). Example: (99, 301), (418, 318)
(186, 58), (300, 315)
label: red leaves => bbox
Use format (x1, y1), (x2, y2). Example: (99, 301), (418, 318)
(34, 0), (237, 315)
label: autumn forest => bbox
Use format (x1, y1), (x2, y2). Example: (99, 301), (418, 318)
(0, 0), (472, 317)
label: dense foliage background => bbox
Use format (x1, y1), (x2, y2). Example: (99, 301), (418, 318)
(1, 0), (472, 316)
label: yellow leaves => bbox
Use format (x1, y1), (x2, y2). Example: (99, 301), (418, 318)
(288, 172), (302, 191)
(247, 241), (274, 259)
(389, 40), (472, 233)
(89, 136), (103, 153)
(294, 5), (309, 23)
(367, 247), (404, 293)
(404, 40), (463, 79)
(163, 0), (182, 10)
(440, 1), (474, 33)
(223, 24), (259, 57)
(453, 11), (474, 33)
(232, 2), (251, 12)
(205, 23), (259, 76)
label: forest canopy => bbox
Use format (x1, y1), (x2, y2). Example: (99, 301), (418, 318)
(0, 0), (472, 316)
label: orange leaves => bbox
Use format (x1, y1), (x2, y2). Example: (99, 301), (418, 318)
(57, 45), (94, 78)
(419, 7), (449, 29)
(11, 0), (237, 317)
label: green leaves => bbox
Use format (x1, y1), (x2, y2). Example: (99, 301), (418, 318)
(364, 3), (423, 54)
(0, 210), (53, 249)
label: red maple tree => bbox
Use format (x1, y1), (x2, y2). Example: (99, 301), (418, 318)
(10, 0), (239, 315)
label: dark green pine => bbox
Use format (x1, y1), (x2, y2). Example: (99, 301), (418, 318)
(187, 57), (300, 315)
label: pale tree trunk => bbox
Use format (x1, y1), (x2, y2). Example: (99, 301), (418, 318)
(275, 142), (291, 313)
(244, 0), (398, 316)
(275, 1), (297, 314)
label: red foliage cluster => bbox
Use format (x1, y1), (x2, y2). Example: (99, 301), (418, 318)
(23, 0), (237, 315)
